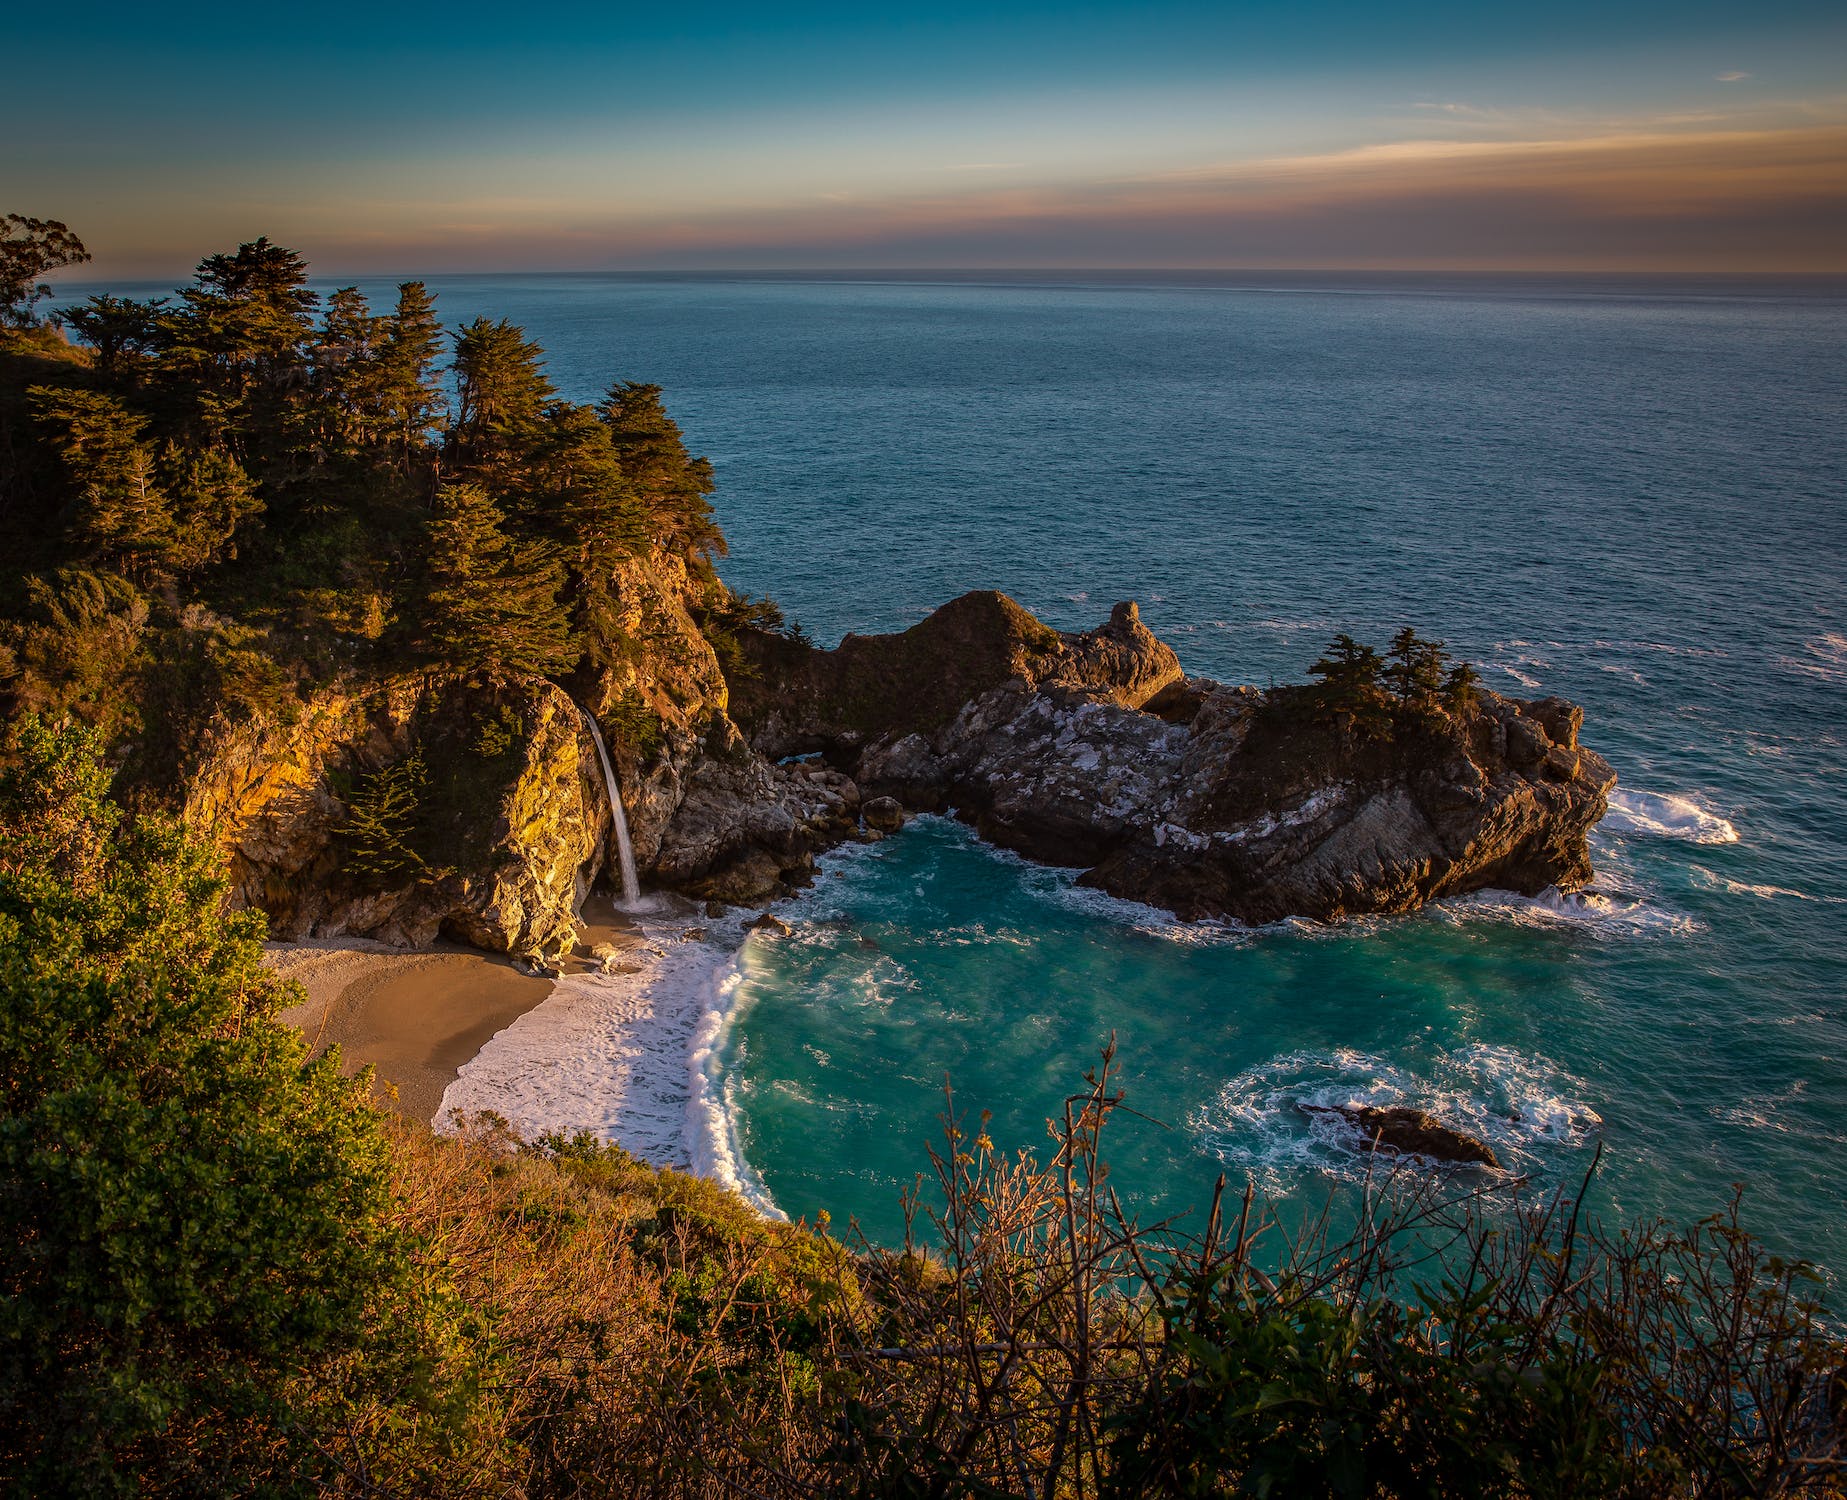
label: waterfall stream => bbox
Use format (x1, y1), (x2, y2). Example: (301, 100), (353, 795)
(579, 706), (642, 908)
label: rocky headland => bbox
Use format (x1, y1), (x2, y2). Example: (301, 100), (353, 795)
(185, 584), (1614, 955)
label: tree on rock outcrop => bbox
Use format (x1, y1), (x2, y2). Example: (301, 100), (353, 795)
(1443, 661), (1482, 714)
(1385, 626), (1448, 706)
(1307, 632), (1393, 740)
(422, 481), (575, 675)
(600, 380), (722, 558)
(449, 316), (554, 487)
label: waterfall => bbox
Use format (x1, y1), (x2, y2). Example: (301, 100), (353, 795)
(579, 706), (642, 908)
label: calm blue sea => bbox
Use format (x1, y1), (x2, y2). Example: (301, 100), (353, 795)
(70, 270), (1847, 1266)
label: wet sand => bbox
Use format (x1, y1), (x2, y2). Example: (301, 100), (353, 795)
(266, 893), (647, 1123)
(268, 942), (554, 1121)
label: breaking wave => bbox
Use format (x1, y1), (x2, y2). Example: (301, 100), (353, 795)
(1435, 884), (1700, 937)
(1191, 1044), (1603, 1185)
(1603, 787), (1739, 845)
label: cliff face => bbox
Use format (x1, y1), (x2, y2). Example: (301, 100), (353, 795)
(730, 596), (1615, 925)
(186, 580), (1614, 950)
(185, 674), (602, 955)
(182, 545), (858, 948)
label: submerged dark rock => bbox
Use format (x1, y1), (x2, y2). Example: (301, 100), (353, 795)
(1297, 1102), (1503, 1169)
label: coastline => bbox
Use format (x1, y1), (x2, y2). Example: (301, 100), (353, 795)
(265, 939), (557, 1122)
(264, 900), (781, 1215)
(435, 906), (781, 1215)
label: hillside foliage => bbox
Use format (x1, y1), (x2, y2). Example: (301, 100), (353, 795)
(0, 720), (1840, 1496)
(0, 227), (725, 801)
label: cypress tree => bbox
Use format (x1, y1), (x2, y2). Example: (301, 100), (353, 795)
(30, 388), (176, 584)
(600, 381), (722, 556)
(422, 482), (574, 675)
(378, 281), (445, 469)
(1385, 627), (1448, 704)
(449, 318), (553, 486)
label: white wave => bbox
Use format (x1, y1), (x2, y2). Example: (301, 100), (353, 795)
(1490, 660), (1543, 689)
(437, 913), (785, 1219)
(1603, 787), (1739, 845)
(1435, 884), (1699, 937)
(1689, 865), (1828, 902)
(1774, 632), (1847, 684)
(1192, 1044), (1602, 1184)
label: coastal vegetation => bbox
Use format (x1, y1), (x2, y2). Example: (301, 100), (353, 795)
(4, 716), (1844, 1494)
(0, 225), (726, 811)
(2, 224), (1843, 1494)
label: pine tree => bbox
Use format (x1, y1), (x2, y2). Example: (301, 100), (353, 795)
(1385, 627), (1448, 704)
(311, 285), (388, 462)
(422, 483), (575, 675)
(600, 381), (722, 556)
(159, 442), (261, 574)
(539, 404), (647, 567)
(1307, 633), (1393, 740)
(340, 749), (427, 880)
(59, 293), (169, 384)
(377, 281), (445, 469)
(160, 238), (319, 473)
(450, 318), (553, 484)
(1443, 661), (1483, 715)
(30, 387), (176, 583)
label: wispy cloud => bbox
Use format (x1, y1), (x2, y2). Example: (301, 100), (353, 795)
(1716, 71), (1753, 82)
(1411, 102), (1504, 119)
(940, 162), (1025, 172)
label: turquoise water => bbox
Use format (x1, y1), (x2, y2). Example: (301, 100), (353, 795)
(73, 271), (1847, 1265)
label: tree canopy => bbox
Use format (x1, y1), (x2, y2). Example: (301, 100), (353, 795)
(0, 224), (731, 791)
(0, 216), (89, 328)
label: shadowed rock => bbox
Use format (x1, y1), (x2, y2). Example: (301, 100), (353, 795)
(726, 592), (1615, 925)
(1297, 1102), (1502, 1168)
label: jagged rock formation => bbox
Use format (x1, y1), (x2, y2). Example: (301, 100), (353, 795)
(186, 675), (603, 955)
(185, 581), (1613, 951)
(182, 546), (862, 946)
(729, 593), (1615, 924)
(1297, 1103), (1503, 1168)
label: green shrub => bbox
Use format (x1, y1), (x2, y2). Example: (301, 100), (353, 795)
(0, 717), (468, 1494)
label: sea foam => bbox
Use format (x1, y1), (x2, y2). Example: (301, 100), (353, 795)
(1603, 787), (1739, 845)
(1191, 1043), (1602, 1185)
(436, 913), (785, 1218)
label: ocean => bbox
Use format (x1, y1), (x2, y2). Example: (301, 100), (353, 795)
(72, 270), (1847, 1266)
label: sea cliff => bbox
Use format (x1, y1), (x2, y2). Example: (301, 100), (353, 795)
(184, 587), (1613, 949)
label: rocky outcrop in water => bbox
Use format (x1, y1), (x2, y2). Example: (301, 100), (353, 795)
(728, 593), (1615, 924)
(1297, 1103), (1502, 1168)
(185, 578), (1614, 952)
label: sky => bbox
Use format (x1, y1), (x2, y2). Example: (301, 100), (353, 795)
(5, 1), (1845, 274)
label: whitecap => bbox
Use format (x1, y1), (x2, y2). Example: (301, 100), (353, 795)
(1773, 632), (1847, 684)
(1191, 1044), (1602, 1185)
(1490, 660), (1543, 689)
(1689, 865), (1827, 902)
(1602, 787), (1739, 845)
(1434, 885), (1699, 938)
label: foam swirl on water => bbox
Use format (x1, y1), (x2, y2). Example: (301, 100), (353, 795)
(1192, 1044), (1603, 1184)
(1603, 787), (1739, 845)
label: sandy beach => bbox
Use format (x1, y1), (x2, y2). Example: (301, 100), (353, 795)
(267, 940), (557, 1121)
(261, 887), (779, 1216)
